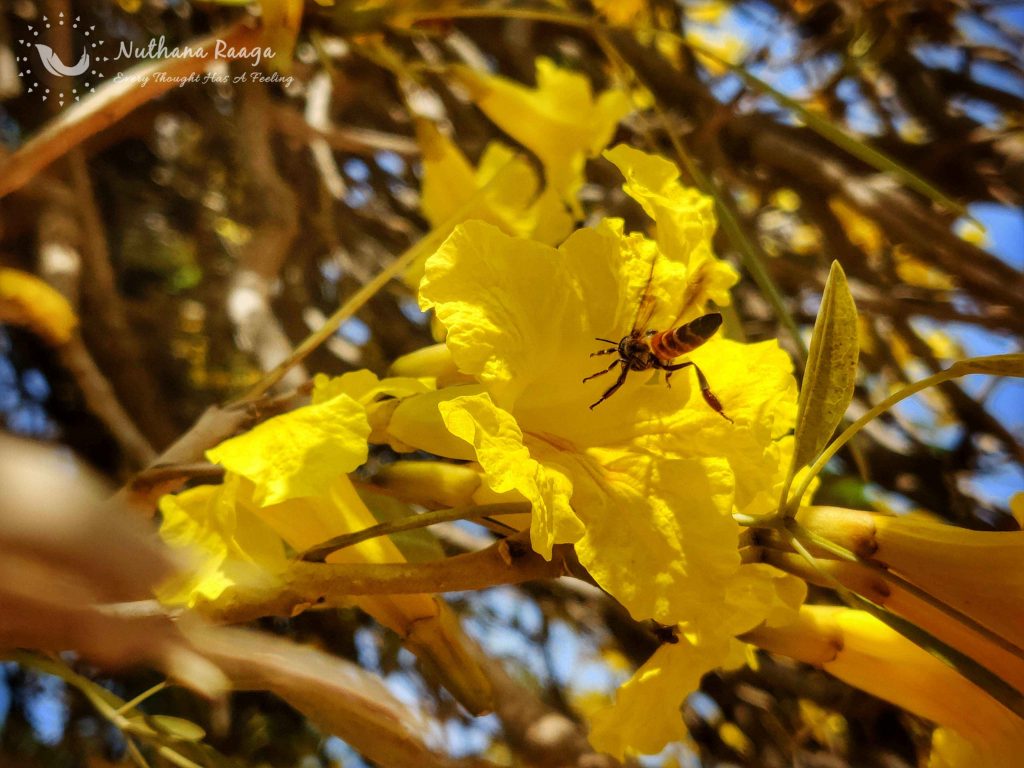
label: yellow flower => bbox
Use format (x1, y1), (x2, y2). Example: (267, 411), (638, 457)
(157, 475), (289, 607)
(388, 146), (798, 628)
(749, 606), (1024, 768)
(453, 58), (632, 216)
(829, 198), (884, 261)
(798, 506), (1024, 654)
(587, 565), (805, 759)
(0, 268), (78, 346)
(410, 120), (572, 286)
(158, 370), (494, 713)
(893, 245), (955, 291)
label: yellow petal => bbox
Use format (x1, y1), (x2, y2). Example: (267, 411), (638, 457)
(420, 220), (591, 411)
(593, 0), (649, 25)
(259, 0), (303, 68)
(387, 385), (484, 460)
(422, 218), (696, 433)
(604, 144), (739, 315)
(0, 268), (78, 346)
(571, 450), (737, 624)
(588, 637), (734, 758)
(800, 506), (1024, 651)
(1011, 492), (1024, 529)
(410, 123), (573, 287)
(456, 58), (631, 214)
(157, 476), (288, 606)
(929, 728), (988, 768)
(874, 514), (1024, 646)
(751, 606), (1024, 767)
(417, 120), (479, 228)
(588, 567), (801, 758)
(418, 125), (536, 230)
(311, 369), (431, 405)
(207, 390), (369, 506)
(438, 392), (583, 557)
(255, 475), (405, 565)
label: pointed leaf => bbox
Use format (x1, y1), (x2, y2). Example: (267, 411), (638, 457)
(792, 261), (859, 471)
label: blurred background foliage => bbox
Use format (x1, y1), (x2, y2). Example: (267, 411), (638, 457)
(0, 0), (1022, 766)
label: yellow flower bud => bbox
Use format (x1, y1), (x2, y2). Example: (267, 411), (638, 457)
(372, 460), (482, 509)
(798, 506), (1024, 652)
(748, 606), (1024, 767)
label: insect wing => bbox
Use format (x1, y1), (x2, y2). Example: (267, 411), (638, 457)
(632, 293), (657, 334)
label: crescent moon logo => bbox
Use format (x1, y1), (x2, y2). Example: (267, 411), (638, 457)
(34, 44), (91, 78)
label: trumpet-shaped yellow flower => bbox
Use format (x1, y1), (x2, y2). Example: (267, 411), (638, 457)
(798, 506), (1024, 651)
(751, 606), (1024, 768)
(418, 121), (572, 244)
(387, 147), (798, 628)
(410, 120), (573, 288)
(158, 370), (494, 713)
(453, 58), (632, 216)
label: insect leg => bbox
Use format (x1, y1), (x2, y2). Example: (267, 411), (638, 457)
(590, 347), (619, 358)
(661, 361), (733, 423)
(589, 365), (631, 410)
(583, 358), (621, 383)
(659, 359), (692, 389)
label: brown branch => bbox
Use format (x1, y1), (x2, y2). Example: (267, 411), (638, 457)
(112, 405), (252, 515)
(195, 536), (572, 624)
(226, 83), (307, 391)
(857, 295), (1024, 335)
(65, 151), (179, 448)
(475, 645), (619, 768)
(57, 336), (156, 467)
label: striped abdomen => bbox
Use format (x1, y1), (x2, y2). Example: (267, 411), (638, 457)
(650, 312), (723, 361)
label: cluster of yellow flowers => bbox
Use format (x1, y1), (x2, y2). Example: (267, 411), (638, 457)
(150, 58), (1024, 765)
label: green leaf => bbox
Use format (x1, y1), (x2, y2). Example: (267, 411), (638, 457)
(791, 261), (859, 472)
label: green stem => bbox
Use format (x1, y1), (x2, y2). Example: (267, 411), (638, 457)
(299, 502), (531, 562)
(117, 681), (169, 716)
(8, 653), (209, 768)
(785, 368), (952, 515)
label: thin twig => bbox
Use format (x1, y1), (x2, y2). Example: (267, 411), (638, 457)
(299, 502), (531, 562)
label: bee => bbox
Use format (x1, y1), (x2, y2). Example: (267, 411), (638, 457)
(584, 273), (733, 422)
